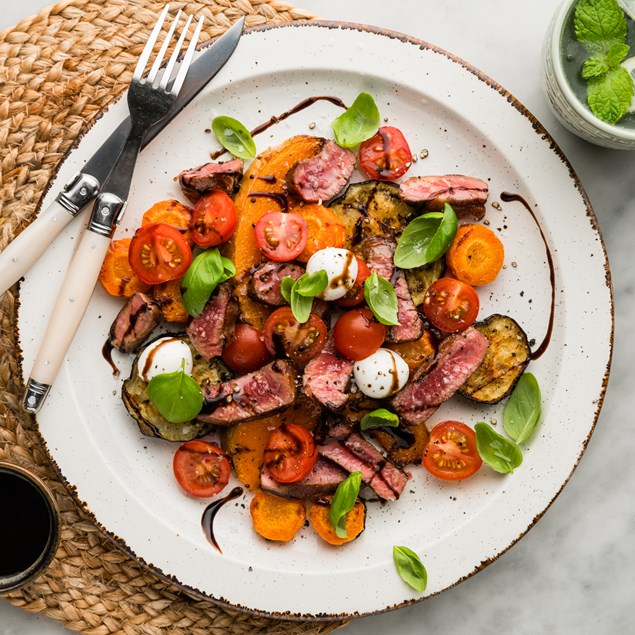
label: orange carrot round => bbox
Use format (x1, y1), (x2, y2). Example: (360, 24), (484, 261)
(295, 203), (346, 262)
(250, 490), (306, 542)
(98, 238), (150, 297)
(141, 199), (193, 244)
(446, 224), (504, 286)
(309, 496), (366, 546)
(152, 278), (188, 323)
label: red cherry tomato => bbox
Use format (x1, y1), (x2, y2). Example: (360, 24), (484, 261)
(333, 307), (387, 361)
(190, 190), (237, 247)
(422, 278), (480, 333)
(263, 307), (327, 367)
(336, 257), (371, 307)
(173, 441), (231, 497)
(254, 212), (308, 262)
(422, 421), (482, 481)
(263, 424), (317, 483)
(359, 126), (412, 181)
(129, 223), (192, 285)
(222, 324), (272, 374)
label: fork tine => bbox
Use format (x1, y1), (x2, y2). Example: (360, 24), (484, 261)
(133, 4), (170, 81)
(169, 16), (204, 96)
(158, 14), (193, 91)
(147, 9), (182, 86)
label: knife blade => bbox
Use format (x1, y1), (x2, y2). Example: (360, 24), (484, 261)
(0, 16), (244, 297)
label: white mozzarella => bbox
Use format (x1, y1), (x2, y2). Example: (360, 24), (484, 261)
(137, 337), (193, 383)
(353, 348), (410, 399)
(305, 247), (358, 301)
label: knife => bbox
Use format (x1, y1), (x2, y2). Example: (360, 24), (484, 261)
(0, 16), (244, 297)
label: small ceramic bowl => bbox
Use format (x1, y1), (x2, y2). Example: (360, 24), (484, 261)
(544, 0), (635, 149)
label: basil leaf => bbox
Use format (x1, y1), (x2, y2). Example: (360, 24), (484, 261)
(503, 373), (541, 444)
(393, 546), (427, 593)
(181, 249), (235, 317)
(211, 115), (257, 159)
(285, 271), (328, 323)
(574, 0), (626, 49)
(475, 422), (523, 474)
(147, 367), (203, 424)
(360, 408), (400, 431)
(364, 272), (399, 326)
(290, 289), (314, 324)
(394, 204), (458, 269)
(294, 271), (328, 297)
(329, 471), (362, 539)
(332, 92), (380, 148)
(280, 276), (295, 303)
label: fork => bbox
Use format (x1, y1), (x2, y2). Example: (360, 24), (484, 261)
(23, 6), (203, 413)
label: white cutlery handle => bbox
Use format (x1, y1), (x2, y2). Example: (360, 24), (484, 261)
(23, 229), (111, 412)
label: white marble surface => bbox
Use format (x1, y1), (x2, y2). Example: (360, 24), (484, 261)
(1, 0), (634, 633)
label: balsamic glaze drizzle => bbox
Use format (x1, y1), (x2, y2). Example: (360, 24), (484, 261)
(201, 486), (244, 554)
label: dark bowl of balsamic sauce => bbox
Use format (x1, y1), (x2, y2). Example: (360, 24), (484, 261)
(0, 461), (60, 593)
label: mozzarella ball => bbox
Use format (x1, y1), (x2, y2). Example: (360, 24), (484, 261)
(137, 337), (193, 382)
(353, 348), (410, 399)
(305, 247), (358, 301)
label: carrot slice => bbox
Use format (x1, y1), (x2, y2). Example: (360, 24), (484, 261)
(250, 490), (306, 541)
(152, 278), (188, 323)
(98, 238), (150, 297)
(141, 199), (193, 244)
(309, 496), (366, 546)
(446, 224), (504, 286)
(295, 203), (346, 262)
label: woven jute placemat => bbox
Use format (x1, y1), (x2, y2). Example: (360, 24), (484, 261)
(0, 1), (347, 633)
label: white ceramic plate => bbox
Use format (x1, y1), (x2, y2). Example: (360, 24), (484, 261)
(18, 23), (612, 619)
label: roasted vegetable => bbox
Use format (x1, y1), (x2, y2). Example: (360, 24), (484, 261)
(459, 314), (531, 404)
(328, 180), (414, 247)
(250, 490), (306, 541)
(122, 337), (231, 441)
(370, 421), (429, 468)
(309, 496), (366, 545)
(403, 259), (445, 306)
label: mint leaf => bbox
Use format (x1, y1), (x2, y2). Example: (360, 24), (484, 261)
(574, 0), (627, 50)
(606, 42), (630, 66)
(588, 65), (634, 123)
(582, 55), (610, 78)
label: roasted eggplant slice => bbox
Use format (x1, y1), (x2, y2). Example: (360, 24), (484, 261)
(122, 336), (232, 441)
(459, 314), (531, 404)
(328, 180), (414, 246)
(370, 421), (429, 468)
(404, 259), (445, 306)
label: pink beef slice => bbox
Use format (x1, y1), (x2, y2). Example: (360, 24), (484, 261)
(303, 351), (354, 411)
(260, 458), (347, 498)
(391, 327), (488, 421)
(186, 283), (238, 359)
(386, 271), (424, 343)
(109, 292), (162, 353)
(199, 360), (297, 425)
(177, 159), (244, 202)
(358, 235), (396, 280)
(249, 261), (304, 306)
(288, 139), (356, 203)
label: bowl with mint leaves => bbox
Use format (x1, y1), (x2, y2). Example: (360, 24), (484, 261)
(544, 0), (635, 148)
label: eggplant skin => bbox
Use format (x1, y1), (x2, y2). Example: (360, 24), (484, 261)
(121, 336), (232, 441)
(403, 259), (445, 306)
(459, 314), (531, 404)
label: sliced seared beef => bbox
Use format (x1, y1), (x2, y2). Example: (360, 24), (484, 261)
(358, 235), (396, 280)
(386, 272), (424, 343)
(399, 175), (488, 219)
(260, 458), (347, 498)
(186, 283), (238, 359)
(250, 261), (304, 306)
(199, 360), (297, 425)
(303, 351), (354, 410)
(178, 159), (244, 202)
(391, 327), (488, 423)
(288, 140), (356, 203)
(318, 433), (410, 501)
(109, 292), (162, 353)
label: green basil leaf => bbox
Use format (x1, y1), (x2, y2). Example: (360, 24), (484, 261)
(475, 422), (523, 474)
(294, 271), (328, 297)
(290, 288), (314, 324)
(394, 204), (457, 269)
(147, 367), (203, 424)
(332, 92), (380, 148)
(329, 471), (362, 539)
(587, 65), (634, 123)
(574, 0), (627, 49)
(211, 115), (257, 159)
(181, 249), (234, 317)
(280, 276), (295, 303)
(393, 546), (427, 593)
(360, 408), (400, 431)
(364, 272), (399, 326)
(503, 373), (541, 444)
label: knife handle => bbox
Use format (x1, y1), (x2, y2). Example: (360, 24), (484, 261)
(0, 173), (100, 296)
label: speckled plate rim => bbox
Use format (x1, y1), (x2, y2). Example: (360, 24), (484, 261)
(16, 21), (614, 621)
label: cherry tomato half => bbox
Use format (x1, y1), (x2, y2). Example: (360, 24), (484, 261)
(173, 440), (231, 497)
(333, 307), (387, 361)
(263, 423), (317, 483)
(422, 278), (480, 333)
(254, 212), (308, 262)
(336, 257), (371, 307)
(129, 222), (192, 285)
(359, 126), (412, 181)
(422, 421), (482, 481)
(222, 324), (273, 374)
(263, 307), (327, 367)
(190, 190), (237, 247)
